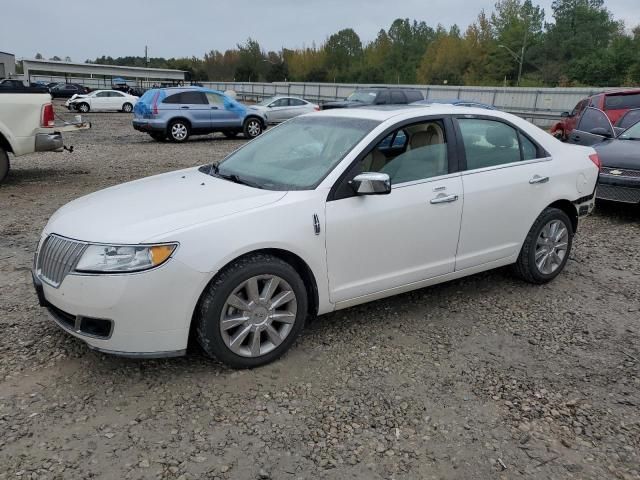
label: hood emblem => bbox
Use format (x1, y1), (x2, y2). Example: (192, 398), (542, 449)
(610, 169), (622, 176)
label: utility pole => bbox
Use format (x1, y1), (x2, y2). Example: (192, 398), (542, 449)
(145, 45), (148, 67)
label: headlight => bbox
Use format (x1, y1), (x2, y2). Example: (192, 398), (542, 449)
(75, 243), (177, 273)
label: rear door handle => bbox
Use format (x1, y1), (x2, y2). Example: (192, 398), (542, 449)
(529, 175), (549, 184)
(211, 106), (218, 110)
(181, 106), (190, 109)
(430, 194), (459, 204)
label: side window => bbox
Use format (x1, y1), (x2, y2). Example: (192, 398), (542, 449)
(519, 133), (539, 160)
(605, 93), (640, 110)
(205, 92), (225, 106)
(376, 91), (390, 105)
(96, 91), (110, 97)
(289, 98), (306, 106)
(359, 120), (448, 184)
(458, 119), (521, 169)
(390, 90), (406, 104)
(271, 98), (289, 107)
(163, 93), (183, 104)
(110, 91), (124, 97)
(180, 91), (207, 104)
(577, 108), (612, 134)
(571, 100), (587, 117)
(404, 90), (423, 103)
(65, 85), (77, 91)
(617, 109), (640, 129)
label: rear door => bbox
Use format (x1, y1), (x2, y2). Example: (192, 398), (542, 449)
(567, 107), (614, 146)
(265, 97), (290, 122)
(454, 116), (553, 270)
(163, 91), (210, 130)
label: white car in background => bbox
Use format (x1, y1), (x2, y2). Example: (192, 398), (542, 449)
(249, 95), (319, 123)
(33, 106), (598, 368)
(66, 90), (139, 113)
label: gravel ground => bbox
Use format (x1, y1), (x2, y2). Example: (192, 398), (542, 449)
(0, 104), (639, 480)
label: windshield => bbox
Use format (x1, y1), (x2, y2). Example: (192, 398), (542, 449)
(347, 90), (377, 104)
(619, 121), (640, 140)
(213, 116), (379, 190)
(257, 96), (276, 106)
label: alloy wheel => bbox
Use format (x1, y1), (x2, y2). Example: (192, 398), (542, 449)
(535, 219), (569, 275)
(171, 123), (188, 141)
(247, 120), (261, 137)
(219, 275), (297, 358)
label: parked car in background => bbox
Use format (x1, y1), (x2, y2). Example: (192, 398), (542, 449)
(0, 79), (29, 89)
(0, 88), (89, 183)
(564, 108), (640, 204)
(34, 105), (598, 367)
(132, 87), (267, 142)
(66, 89), (139, 113)
(50, 83), (90, 99)
(550, 88), (640, 140)
(321, 87), (424, 109)
(412, 98), (496, 109)
(615, 108), (640, 130)
(249, 96), (319, 123)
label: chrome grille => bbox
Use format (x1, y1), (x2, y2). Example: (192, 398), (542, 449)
(601, 167), (640, 178)
(596, 185), (640, 204)
(36, 235), (87, 288)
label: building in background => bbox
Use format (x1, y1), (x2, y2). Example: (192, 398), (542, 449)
(0, 51), (16, 78)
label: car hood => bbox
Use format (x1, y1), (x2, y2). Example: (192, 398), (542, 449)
(68, 94), (88, 102)
(44, 167), (287, 244)
(594, 139), (640, 169)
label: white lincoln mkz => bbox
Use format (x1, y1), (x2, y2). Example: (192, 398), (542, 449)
(33, 105), (599, 367)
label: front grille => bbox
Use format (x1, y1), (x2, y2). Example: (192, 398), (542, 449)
(601, 167), (640, 178)
(36, 235), (87, 288)
(596, 185), (640, 204)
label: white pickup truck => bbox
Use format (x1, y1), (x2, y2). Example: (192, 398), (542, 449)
(0, 87), (89, 183)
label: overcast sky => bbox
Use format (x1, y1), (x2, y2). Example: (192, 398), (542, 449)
(1, 0), (637, 61)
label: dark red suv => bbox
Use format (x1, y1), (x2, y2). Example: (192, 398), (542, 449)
(550, 89), (640, 140)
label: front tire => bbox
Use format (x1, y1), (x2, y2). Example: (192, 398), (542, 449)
(77, 103), (90, 113)
(195, 254), (307, 368)
(513, 207), (573, 284)
(243, 118), (263, 139)
(122, 102), (133, 113)
(0, 148), (10, 184)
(168, 120), (190, 142)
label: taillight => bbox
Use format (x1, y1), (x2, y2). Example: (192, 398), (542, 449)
(589, 153), (601, 171)
(314, 105), (320, 111)
(41, 103), (55, 128)
(151, 91), (160, 115)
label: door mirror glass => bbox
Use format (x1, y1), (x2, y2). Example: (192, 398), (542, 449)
(350, 172), (391, 195)
(560, 111), (570, 118)
(589, 127), (612, 138)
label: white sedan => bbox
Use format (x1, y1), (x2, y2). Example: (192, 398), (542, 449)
(33, 106), (598, 367)
(249, 96), (319, 123)
(66, 90), (139, 113)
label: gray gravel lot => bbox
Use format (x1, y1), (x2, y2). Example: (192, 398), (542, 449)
(0, 104), (639, 479)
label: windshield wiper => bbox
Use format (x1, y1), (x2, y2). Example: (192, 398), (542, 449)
(210, 163), (262, 189)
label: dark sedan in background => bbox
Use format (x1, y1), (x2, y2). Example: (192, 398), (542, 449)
(566, 107), (640, 205)
(50, 83), (90, 99)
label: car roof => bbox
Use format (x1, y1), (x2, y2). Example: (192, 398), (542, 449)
(314, 104), (507, 122)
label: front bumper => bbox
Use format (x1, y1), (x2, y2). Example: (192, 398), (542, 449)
(597, 173), (640, 204)
(32, 254), (210, 357)
(35, 133), (64, 152)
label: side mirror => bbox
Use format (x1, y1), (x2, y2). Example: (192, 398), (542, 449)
(589, 127), (612, 138)
(350, 172), (391, 195)
(560, 112), (570, 118)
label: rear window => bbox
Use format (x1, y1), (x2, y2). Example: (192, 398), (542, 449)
(604, 93), (640, 110)
(390, 90), (406, 104)
(617, 109), (640, 129)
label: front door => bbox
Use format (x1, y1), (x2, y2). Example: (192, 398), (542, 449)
(454, 117), (553, 270)
(325, 118), (463, 303)
(567, 107), (615, 146)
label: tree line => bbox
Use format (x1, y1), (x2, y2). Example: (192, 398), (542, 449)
(78, 0), (640, 87)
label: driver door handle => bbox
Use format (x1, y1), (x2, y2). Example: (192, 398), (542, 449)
(430, 193), (459, 204)
(529, 175), (549, 184)
(181, 106), (190, 109)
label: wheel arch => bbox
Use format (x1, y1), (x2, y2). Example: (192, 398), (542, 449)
(189, 247), (320, 340)
(244, 114), (267, 128)
(0, 131), (13, 153)
(546, 199), (578, 233)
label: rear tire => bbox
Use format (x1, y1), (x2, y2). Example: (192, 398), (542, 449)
(243, 118), (263, 139)
(168, 120), (190, 142)
(513, 207), (573, 284)
(195, 253), (307, 368)
(0, 148), (9, 184)
(122, 102), (133, 113)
